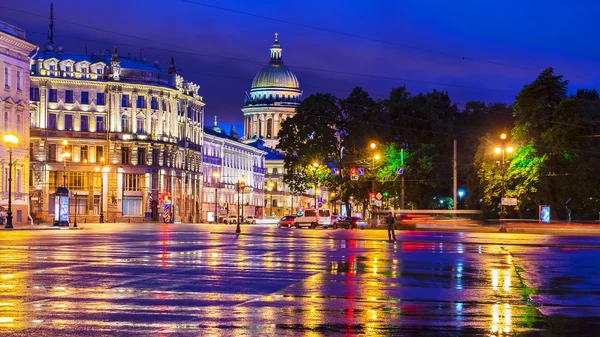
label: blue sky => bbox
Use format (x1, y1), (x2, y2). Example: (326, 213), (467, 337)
(2, 0), (599, 133)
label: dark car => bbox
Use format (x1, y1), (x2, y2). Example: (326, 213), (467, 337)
(333, 216), (366, 229)
(277, 215), (296, 228)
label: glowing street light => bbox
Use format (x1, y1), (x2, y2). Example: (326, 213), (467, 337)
(493, 133), (516, 223)
(370, 142), (377, 149)
(3, 134), (18, 228)
(95, 156), (109, 223)
(212, 170), (220, 224)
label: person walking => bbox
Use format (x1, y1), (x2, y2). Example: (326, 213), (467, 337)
(386, 212), (396, 241)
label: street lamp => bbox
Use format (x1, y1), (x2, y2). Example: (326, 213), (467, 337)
(212, 170), (220, 224)
(370, 142), (377, 149)
(3, 134), (18, 228)
(60, 139), (71, 187)
(236, 175), (246, 234)
(330, 192), (336, 214)
(267, 181), (274, 217)
(311, 162), (319, 208)
(494, 133), (515, 220)
(95, 157), (109, 223)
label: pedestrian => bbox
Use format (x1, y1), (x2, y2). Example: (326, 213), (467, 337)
(386, 212), (396, 241)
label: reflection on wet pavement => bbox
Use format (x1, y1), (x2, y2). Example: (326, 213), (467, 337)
(0, 224), (599, 336)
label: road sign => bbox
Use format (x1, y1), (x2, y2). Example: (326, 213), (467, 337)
(501, 198), (517, 206)
(396, 167), (403, 175)
(357, 168), (365, 175)
(318, 202), (322, 208)
(318, 197), (322, 203)
(376, 192), (382, 200)
(331, 168), (339, 175)
(351, 175), (359, 180)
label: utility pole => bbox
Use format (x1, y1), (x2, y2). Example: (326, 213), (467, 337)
(401, 148), (405, 210)
(453, 139), (457, 214)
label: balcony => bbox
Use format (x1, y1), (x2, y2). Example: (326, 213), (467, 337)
(253, 166), (266, 174)
(31, 128), (108, 140)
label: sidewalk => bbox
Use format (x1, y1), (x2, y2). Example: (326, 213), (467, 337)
(0, 224), (77, 230)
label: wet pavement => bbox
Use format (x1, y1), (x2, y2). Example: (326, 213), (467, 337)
(0, 224), (599, 336)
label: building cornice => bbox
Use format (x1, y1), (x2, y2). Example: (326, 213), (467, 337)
(0, 33), (37, 54)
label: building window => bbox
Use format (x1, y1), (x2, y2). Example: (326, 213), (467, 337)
(49, 64), (55, 71)
(266, 118), (273, 138)
(80, 115), (89, 132)
(121, 115), (131, 133)
(16, 71), (21, 91)
(48, 113), (57, 130)
(96, 116), (104, 132)
(136, 116), (145, 134)
(30, 87), (40, 101)
(272, 168), (278, 174)
(124, 174), (142, 191)
(64, 172), (88, 190)
(49, 89), (58, 102)
(122, 94), (130, 107)
(47, 144), (57, 162)
(80, 145), (88, 162)
(151, 97), (158, 109)
(4, 66), (8, 88)
(152, 148), (160, 166)
(81, 91), (89, 104)
(123, 197), (142, 215)
(65, 90), (73, 103)
(96, 68), (102, 75)
(137, 95), (145, 108)
(137, 147), (146, 165)
(122, 146), (131, 164)
(96, 146), (104, 161)
(65, 65), (71, 75)
(69, 196), (86, 215)
(96, 92), (105, 105)
(64, 114), (73, 130)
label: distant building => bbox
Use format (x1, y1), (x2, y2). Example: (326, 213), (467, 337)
(242, 34), (326, 216)
(202, 117), (266, 222)
(29, 5), (204, 223)
(0, 20), (37, 224)
(242, 33), (302, 149)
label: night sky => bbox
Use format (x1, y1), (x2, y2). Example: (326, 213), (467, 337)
(2, 0), (599, 134)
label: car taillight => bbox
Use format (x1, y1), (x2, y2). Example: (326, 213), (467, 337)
(352, 220), (357, 225)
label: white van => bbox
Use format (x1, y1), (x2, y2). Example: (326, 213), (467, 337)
(294, 209), (332, 228)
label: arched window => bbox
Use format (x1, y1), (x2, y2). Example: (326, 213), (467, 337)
(121, 114), (131, 133)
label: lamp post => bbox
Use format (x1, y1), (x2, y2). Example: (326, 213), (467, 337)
(95, 157), (109, 223)
(3, 134), (18, 228)
(236, 175), (245, 234)
(312, 162), (319, 208)
(213, 170), (220, 224)
(267, 181), (274, 217)
(60, 139), (70, 187)
(494, 133), (514, 220)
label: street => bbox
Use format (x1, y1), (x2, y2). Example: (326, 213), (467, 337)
(0, 224), (599, 336)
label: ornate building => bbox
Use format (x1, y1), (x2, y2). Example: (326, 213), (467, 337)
(242, 33), (302, 149)
(202, 117), (266, 222)
(0, 21), (37, 224)
(29, 6), (204, 223)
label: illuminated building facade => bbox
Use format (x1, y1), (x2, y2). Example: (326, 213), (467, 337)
(0, 21), (37, 224)
(202, 118), (266, 222)
(28, 7), (204, 223)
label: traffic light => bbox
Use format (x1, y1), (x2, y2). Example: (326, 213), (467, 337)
(350, 168), (359, 181)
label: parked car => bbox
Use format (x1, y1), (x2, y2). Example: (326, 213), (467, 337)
(333, 216), (366, 230)
(277, 215), (296, 228)
(295, 209), (332, 228)
(223, 215), (239, 224)
(244, 216), (258, 224)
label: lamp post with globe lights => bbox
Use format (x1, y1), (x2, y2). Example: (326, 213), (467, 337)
(95, 157), (109, 223)
(236, 175), (246, 234)
(3, 134), (18, 228)
(267, 181), (274, 217)
(212, 170), (220, 223)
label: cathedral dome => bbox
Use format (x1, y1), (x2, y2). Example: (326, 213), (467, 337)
(250, 33), (299, 90)
(251, 64), (299, 89)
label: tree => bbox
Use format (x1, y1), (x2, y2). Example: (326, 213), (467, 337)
(277, 93), (341, 194)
